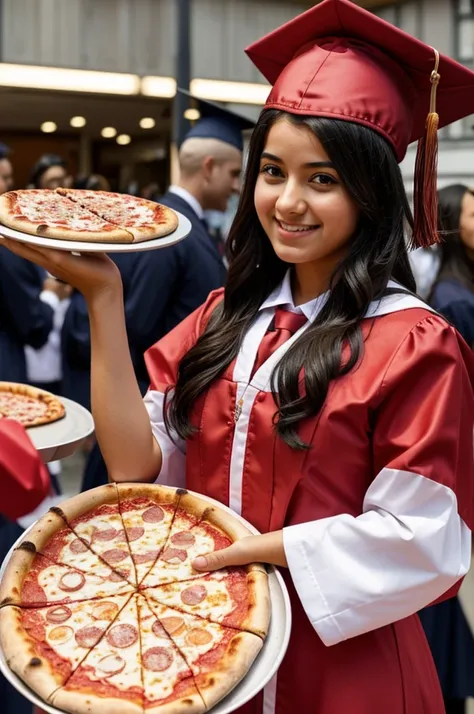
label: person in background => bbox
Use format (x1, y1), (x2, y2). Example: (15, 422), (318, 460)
(0, 419), (51, 714)
(61, 94), (254, 491)
(28, 153), (70, 190)
(0, 143), (14, 193)
(409, 244), (440, 298)
(416, 184), (474, 714)
(73, 174), (111, 192)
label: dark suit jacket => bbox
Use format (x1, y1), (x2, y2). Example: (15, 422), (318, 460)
(61, 191), (226, 408)
(0, 248), (53, 382)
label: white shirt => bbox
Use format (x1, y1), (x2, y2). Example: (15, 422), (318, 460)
(24, 290), (69, 383)
(168, 185), (204, 220)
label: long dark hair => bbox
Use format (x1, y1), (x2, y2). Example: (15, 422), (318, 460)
(29, 153), (66, 188)
(432, 184), (474, 292)
(166, 110), (416, 448)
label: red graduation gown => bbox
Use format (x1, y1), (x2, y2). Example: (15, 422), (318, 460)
(144, 283), (474, 714)
(0, 419), (50, 521)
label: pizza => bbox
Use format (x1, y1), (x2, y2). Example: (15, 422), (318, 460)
(0, 483), (270, 714)
(0, 188), (179, 244)
(0, 381), (65, 428)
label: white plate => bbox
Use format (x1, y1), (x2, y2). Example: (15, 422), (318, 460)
(26, 396), (94, 463)
(0, 492), (292, 713)
(0, 210), (191, 253)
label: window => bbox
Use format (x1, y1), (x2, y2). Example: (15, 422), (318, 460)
(456, 0), (474, 61)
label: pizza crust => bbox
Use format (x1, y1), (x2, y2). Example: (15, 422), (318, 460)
(0, 545), (35, 607)
(0, 606), (67, 700)
(0, 381), (65, 427)
(36, 222), (134, 244)
(17, 508), (68, 555)
(145, 694), (206, 714)
(116, 483), (180, 509)
(194, 630), (263, 710)
(51, 688), (142, 714)
(55, 483), (120, 524)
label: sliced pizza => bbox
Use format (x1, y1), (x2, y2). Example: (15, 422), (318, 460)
(0, 189), (134, 243)
(0, 545), (133, 608)
(146, 596), (262, 711)
(146, 568), (270, 639)
(141, 491), (262, 588)
(137, 595), (205, 714)
(57, 188), (179, 243)
(0, 594), (131, 702)
(116, 484), (180, 585)
(51, 594), (143, 714)
(54, 485), (137, 586)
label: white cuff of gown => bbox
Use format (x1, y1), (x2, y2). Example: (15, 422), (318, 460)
(283, 468), (471, 647)
(143, 389), (187, 489)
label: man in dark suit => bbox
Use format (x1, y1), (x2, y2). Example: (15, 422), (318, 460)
(61, 95), (254, 490)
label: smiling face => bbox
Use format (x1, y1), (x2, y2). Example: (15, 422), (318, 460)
(254, 118), (359, 293)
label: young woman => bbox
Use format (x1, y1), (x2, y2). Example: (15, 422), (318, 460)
(2, 1), (474, 712)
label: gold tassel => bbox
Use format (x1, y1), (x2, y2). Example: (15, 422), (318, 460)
(412, 49), (441, 250)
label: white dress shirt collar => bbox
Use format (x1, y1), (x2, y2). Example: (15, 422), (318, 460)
(168, 185), (204, 220)
(259, 270), (329, 321)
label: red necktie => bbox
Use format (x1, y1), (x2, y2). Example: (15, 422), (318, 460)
(251, 308), (307, 378)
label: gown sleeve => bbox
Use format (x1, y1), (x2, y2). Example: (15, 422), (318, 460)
(283, 315), (474, 646)
(0, 420), (50, 520)
(143, 289), (224, 487)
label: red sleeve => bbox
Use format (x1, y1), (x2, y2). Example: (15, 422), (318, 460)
(0, 419), (50, 520)
(373, 315), (474, 602)
(144, 288), (224, 393)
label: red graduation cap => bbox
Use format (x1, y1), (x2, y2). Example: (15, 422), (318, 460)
(245, 0), (474, 248)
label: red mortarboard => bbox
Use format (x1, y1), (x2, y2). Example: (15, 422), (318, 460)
(245, 0), (474, 248)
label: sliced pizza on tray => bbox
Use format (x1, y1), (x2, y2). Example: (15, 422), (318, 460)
(0, 188), (179, 244)
(0, 594), (132, 702)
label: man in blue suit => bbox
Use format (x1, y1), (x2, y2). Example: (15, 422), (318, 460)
(62, 94), (254, 490)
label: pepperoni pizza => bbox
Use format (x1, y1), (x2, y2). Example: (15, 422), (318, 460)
(0, 483), (270, 713)
(0, 382), (65, 428)
(0, 188), (179, 244)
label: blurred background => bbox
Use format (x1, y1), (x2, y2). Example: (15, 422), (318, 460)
(0, 0), (473, 198)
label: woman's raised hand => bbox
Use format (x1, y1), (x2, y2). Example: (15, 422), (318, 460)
(0, 235), (121, 303)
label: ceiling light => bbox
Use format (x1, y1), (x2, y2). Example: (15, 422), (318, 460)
(141, 76), (177, 98)
(139, 117), (155, 129)
(116, 134), (131, 145)
(0, 63), (140, 95)
(190, 78), (269, 105)
(70, 116), (86, 128)
(184, 108), (201, 121)
(41, 121), (57, 133)
(101, 127), (117, 138)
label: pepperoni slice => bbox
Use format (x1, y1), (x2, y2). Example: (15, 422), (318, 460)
(134, 550), (159, 564)
(109, 569), (129, 582)
(185, 628), (213, 646)
(59, 571), (85, 592)
(142, 506), (164, 523)
(151, 620), (167, 637)
(106, 624), (138, 648)
(93, 528), (118, 542)
(126, 527), (145, 542)
(95, 654), (125, 677)
(46, 606), (72, 624)
(47, 626), (74, 644)
(142, 647), (173, 672)
(181, 584), (207, 605)
(171, 532), (196, 547)
(161, 547), (187, 563)
(158, 617), (185, 636)
(69, 539), (89, 553)
(102, 548), (128, 565)
(75, 626), (104, 648)
(92, 601), (119, 621)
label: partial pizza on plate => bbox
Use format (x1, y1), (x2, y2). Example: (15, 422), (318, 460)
(0, 381), (65, 428)
(0, 483), (271, 714)
(0, 188), (179, 244)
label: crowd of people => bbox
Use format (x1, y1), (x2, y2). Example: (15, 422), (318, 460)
(1, 0), (474, 712)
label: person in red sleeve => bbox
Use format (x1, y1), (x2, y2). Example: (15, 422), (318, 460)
(0, 418), (50, 714)
(2, 1), (474, 712)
